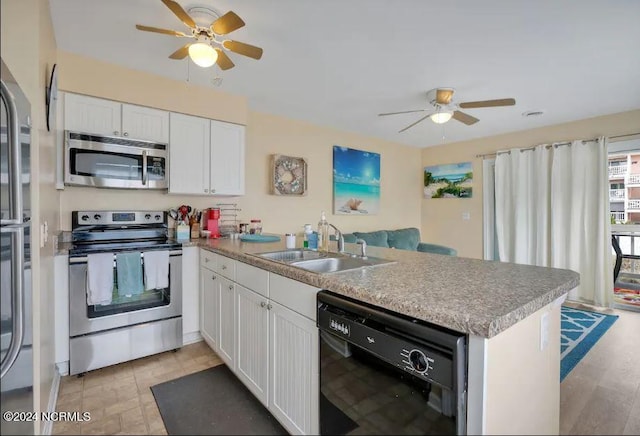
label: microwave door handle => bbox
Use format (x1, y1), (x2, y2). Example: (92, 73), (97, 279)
(0, 79), (24, 225)
(142, 150), (148, 186)
(0, 224), (26, 379)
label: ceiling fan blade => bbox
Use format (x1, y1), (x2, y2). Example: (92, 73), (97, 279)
(169, 44), (191, 60)
(215, 48), (235, 70)
(459, 98), (516, 109)
(452, 110), (479, 125)
(211, 11), (245, 35)
(378, 109), (428, 116)
(399, 114), (432, 133)
(135, 24), (188, 37)
(436, 89), (454, 105)
(222, 40), (263, 59)
(161, 0), (196, 28)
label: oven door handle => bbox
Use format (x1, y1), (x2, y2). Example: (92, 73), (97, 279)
(69, 250), (183, 264)
(142, 150), (148, 186)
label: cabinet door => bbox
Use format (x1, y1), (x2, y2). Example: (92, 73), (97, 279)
(235, 285), (269, 406)
(210, 120), (245, 195)
(169, 112), (210, 195)
(218, 276), (236, 370)
(200, 267), (219, 352)
(64, 93), (121, 136)
(269, 301), (319, 435)
(121, 104), (169, 143)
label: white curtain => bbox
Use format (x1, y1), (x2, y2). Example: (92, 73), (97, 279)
(494, 138), (612, 306)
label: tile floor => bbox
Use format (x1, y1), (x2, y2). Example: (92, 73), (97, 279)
(560, 302), (640, 435)
(52, 303), (639, 435)
(52, 341), (222, 435)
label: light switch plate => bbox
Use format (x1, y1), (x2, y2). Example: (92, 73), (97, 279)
(462, 212), (470, 220)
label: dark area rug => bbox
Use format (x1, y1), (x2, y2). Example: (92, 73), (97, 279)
(151, 364), (287, 435)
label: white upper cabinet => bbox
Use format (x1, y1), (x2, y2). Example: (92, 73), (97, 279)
(210, 120), (245, 196)
(64, 93), (169, 143)
(169, 114), (245, 196)
(121, 104), (169, 143)
(64, 93), (121, 137)
(169, 113), (210, 195)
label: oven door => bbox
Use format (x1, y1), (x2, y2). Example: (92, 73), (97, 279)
(64, 136), (167, 189)
(69, 250), (182, 336)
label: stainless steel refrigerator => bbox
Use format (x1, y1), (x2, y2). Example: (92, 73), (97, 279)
(1, 59), (33, 435)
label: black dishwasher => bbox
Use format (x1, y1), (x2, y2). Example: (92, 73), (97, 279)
(317, 290), (467, 435)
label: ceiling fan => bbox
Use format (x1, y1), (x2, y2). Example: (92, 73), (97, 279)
(379, 88), (515, 133)
(135, 0), (263, 70)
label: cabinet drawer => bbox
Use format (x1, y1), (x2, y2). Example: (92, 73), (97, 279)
(200, 249), (217, 271)
(269, 273), (320, 321)
(236, 262), (269, 298)
(216, 255), (236, 280)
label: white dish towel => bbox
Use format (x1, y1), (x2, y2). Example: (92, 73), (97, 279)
(143, 250), (170, 290)
(86, 252), (114, 305)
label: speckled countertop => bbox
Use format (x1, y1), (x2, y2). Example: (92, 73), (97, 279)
(191, 236), (579, 339)
(55, 234), (579, 338)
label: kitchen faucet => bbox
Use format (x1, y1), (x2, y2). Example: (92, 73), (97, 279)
(355, 238), (367, 258)
(328, 223), (345, 253)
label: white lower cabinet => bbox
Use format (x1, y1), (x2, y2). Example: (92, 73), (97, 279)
(200, 267), (219, 352)
(218, 275), (236, 370)
(269, 300), (319, 435)
(235, 284), (270, 406)
(199, 249), (319, 435)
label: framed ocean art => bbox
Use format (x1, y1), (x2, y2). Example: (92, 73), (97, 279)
(424, 162), (473, 198)
(333, 146), (380, 215)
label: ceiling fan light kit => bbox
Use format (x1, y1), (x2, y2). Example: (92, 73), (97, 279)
(379, 87), (516, 132)
(136, 0), (263, 71)
(189, 40), (218, 67)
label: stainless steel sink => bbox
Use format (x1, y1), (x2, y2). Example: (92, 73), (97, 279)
(253, 249), (333, 263)
(291, 255), (395, 274)
(252, 249), (395, 274)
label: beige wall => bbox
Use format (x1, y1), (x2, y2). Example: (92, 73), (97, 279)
(1, 0), (59, 431)
(422, 110), (640, 259)
(57, 52), (423, 235)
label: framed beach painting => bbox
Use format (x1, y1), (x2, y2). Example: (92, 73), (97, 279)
(424, 162), (473, 198)
(333, 146), (380, 215)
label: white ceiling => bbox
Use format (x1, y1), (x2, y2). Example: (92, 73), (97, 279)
(49, 0), (640, 148)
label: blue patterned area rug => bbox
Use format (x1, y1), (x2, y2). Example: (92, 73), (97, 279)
(561, 306), (618, 381)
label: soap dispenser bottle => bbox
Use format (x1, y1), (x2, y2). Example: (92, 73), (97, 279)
(317, 211), (329, 252)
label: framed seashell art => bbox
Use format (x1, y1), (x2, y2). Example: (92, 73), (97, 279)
(271, 154), (308, 196)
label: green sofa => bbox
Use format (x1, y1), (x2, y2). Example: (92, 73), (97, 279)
(340, 227), (457, 256)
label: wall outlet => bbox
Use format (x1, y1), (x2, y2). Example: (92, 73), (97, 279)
(540, 311), (549, 351)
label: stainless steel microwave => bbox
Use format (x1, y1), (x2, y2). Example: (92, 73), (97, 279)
(64, 131), (168, 189)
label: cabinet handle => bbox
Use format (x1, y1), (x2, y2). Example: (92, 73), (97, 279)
(204, 189), (209, 193)
(222, 265), (227, 270)
(211, 189), (216, 194)
(113, 130), (119, 136)
(123, 132), (129, 137)
(205, 258), (209, 262)
(228, 285), (233, 290)
(260, 301), (266, 308)
(212, 275), (216, 280)
(267, 303), (272, 310)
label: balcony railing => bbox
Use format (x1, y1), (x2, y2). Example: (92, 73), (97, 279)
(628, 199), (640, 210)
(610, 189), (625, 201)
(628, 173), (640, 185)
(611, 212), (626, 223)
(609, 164), (628, 177)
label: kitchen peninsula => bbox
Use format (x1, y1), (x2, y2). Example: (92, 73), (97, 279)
(194, 237), (579, 435)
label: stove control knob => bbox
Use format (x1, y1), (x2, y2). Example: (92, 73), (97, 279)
(155, 214), (161, 220)
(81, 214), (89, 221)
(94, 214), (101, 221)
(145, 214), (151, 220)
(409, 349), (428, 373)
